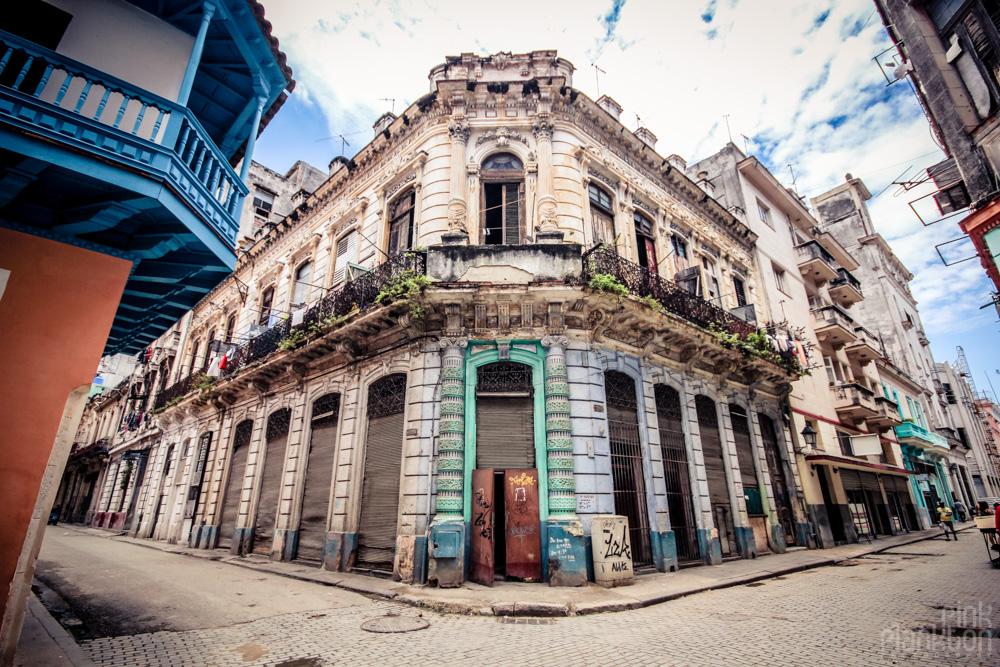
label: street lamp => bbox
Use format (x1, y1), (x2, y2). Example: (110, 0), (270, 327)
(801, 423), (817, 448)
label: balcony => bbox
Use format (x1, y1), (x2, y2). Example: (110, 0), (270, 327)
(916, 328), (930, 346)
(0, 24), (281, 355)
(581, 244), (802, 376)
(844, 326), (882, 364)
(832, 382), (879, 420)
(828, 268), (863, 307)
(894, 421), (950, 453)
(868, 396), (903, 430)
(811, 304), (857, 347)
(796, 240), (838, 284)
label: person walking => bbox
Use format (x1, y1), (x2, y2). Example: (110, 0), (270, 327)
(937, 501), (957, 540)
(954, 499), (967, 522)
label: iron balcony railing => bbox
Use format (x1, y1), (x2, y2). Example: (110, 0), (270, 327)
(581, 245), (795, 363)
(151, 371), (201, 411)
(894, 421), (949, 450)
(795, 240), (837, 266)
(811, 303), (855, 330)
(850, 326), (881, 351)
(830, 268), (862, 295)
(832, 382), (877, 410)
(0, 31), (246, 244)
(223, 251), (428, 378)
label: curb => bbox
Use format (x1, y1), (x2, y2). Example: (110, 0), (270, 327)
(54, 523), (975, 618)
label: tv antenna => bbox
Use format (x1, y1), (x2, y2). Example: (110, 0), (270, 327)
(787, 163), (798, 193)
(379, 97), (397, 114)
(592, 63), (606, 97)
(336, 134), (350, 155)
(741, 134), (750, 154)
(722, 114), (733, 143)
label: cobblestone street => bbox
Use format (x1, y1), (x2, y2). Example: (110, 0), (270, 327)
(27, 526), (997, 666)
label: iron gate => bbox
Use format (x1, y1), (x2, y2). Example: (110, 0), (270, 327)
(654, 385), (699, 562)
(605, 371), (653, 568)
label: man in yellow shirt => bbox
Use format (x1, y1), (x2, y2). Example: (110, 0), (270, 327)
(936, 501), (957, 541)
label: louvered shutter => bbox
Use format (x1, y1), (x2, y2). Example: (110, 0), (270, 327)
(297, 396), (340, 562)
(476, 397), (534, 469)
(356, 412), (404, 569)
(503, 183), (521, 244)
(332, 231), (356, 284)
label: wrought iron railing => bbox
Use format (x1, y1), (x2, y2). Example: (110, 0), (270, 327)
(830, 268), (862, 294)
(811, 303), (855, 330)
(222, 251), (427, 378)
(832, 382), (877, 410)
(151, 371), (201, 411)
(581, 244), (757, 338)
(795, 240), (837, 266)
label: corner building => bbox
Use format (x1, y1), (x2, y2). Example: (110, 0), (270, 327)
(106, 51), (810, 587)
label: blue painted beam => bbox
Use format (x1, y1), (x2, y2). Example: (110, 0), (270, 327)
(0, 159), (46, 206)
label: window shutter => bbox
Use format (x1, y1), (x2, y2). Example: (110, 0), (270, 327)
(333, 232), (356, 284)
(503, 183), (520, 244)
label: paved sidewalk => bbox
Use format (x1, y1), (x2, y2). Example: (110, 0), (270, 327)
(14, 592), (95, 667)
(60, 522), (978, 617)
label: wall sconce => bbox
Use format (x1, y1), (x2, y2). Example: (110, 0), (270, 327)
(801, 423), (817, 448)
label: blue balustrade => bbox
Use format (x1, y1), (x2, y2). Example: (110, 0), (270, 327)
(0, 31), (246, 246)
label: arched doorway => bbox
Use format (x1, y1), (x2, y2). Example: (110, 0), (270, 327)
(471, 362), (540, 583)
(252, 409), (290, 556)
(654, 385), (699, 563)
(605, 371), (653, 568)
(696, 395), (736, 555)
(356, 374), (407, 573)
(218, 420), (251, 550)
(296, 393), (341, 562)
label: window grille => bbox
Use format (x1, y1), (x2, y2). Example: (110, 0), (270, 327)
(312, 393), (341, 427)
(605, 370), (637, 409)
(266, 409), (291, 441)
(477, 362), (533, 394)
(367, 374), (407, 418)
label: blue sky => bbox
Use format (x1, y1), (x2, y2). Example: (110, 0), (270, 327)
(254, 0), (998, 393)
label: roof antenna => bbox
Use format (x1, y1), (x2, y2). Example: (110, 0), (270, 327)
(787, 163), (799, 193)
(379, 97), (397, 114)
(592, 63), (606, 97)
(337, 134), (350, 155)
(741, 134), (750, 154)
(722, 114), (733, 144)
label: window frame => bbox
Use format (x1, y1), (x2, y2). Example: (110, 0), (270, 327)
(332, 230), (358, 285)
(756, 197), (773, 229)
(481, 152), (525, 245)
(588, 182), (615, 246)
(671, 235), (688, 259)
(291, 260), (313, 309)
(258, 285), (275, 326)
(386, 189), (415, 257)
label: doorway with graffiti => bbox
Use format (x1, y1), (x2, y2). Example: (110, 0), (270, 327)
(470, 362), (542, 584)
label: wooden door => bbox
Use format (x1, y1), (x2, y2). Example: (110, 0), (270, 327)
(471, 469), (495, 586)
(697, 396), (736, 555)
(504, 468), (541, 580)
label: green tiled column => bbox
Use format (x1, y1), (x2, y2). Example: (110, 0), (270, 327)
(542, 336), (575, 515)
(437, 339), (467, 517)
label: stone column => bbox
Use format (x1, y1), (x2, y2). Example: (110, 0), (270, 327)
(542, 336), (586, 586)
(443, 117), (470, 245)
(533, 115), (563, 243)
(428, 338), (467, 587)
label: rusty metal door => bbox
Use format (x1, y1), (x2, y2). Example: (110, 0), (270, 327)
(253, 410), (290, 556)
(696, 395), (736, 555)
(729, 405), (761, 517)
(605, 371), (653, 568)
(356, 374), (407, 571)
(297, 394), (340, 562)
(218, 421), (251, 549)
(654, 385), (699, 562)
(471, 468), (495, 586)
(758, 414), (795, 544)
(504, 468), (541, 580)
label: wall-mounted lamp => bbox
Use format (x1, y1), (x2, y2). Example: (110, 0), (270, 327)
(801, 423), (817, 448)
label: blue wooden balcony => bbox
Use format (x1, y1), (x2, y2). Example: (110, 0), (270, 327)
(0, 30), (253, 354)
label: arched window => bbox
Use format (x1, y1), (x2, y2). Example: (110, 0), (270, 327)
(589, 182), (614, 246)
(188, 340), (200, 376)
(387, 189), (415, 256)
(224, 314), (237, 345)
(482, 153), (524, 245)
(292, 261), (312, 308)
(634, 210), (657, 273)
(258, 286), (274, 326)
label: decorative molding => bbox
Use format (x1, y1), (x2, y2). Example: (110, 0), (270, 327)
(386, 173), (416, 200)
(475, 126), (528, 148)
(447, 117), (471, 143)
(587, 167), (620, 191)
(634, 198), (657, 217)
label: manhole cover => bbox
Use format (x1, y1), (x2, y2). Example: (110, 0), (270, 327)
(361, 615), (429, 633)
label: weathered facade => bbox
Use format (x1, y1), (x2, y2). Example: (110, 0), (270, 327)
(66, 51), (816, 588)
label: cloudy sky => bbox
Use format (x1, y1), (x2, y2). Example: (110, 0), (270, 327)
(254, 0), (999, 393)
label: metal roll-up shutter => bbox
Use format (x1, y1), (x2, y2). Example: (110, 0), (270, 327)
(476, 397), (534, 469)
(696, 395), (736, 555)
(253, 410), (291, 555)
(730, 409), (757, 485)
(218, 422), (252, 549)
(841, 469), (864, 490)
(859, 471), (882, 493)
(357, 374), (407, 571)
(357, 411), (405, 569)
(297, 394), (341, 562)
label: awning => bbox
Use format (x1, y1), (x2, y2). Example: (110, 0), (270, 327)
(804, 454), (914, 476)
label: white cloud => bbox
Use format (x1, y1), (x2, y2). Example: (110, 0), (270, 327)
(259, 0), (996, 357)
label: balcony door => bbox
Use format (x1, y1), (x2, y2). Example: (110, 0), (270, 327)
(481, 153), (523, 245)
